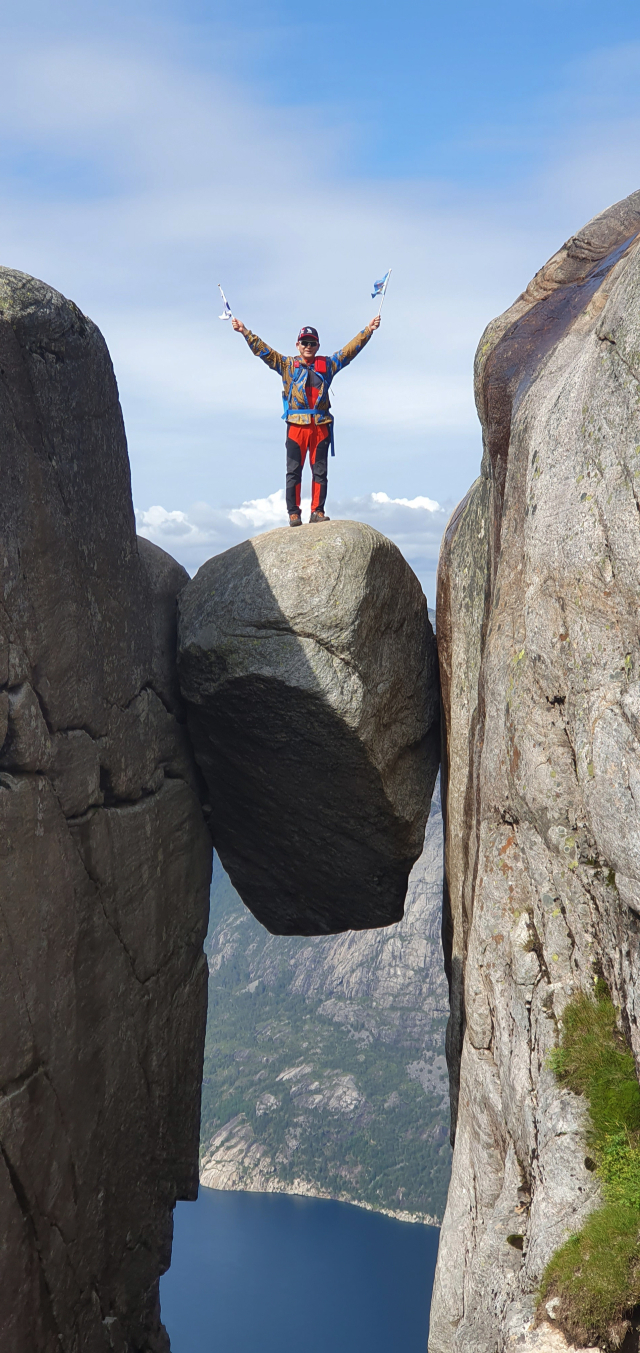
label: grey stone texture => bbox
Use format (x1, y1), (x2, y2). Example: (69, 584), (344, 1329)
(430, 190), (640, 1353)
(178, 520), (439, 935)
(0, 269), (212, 1352)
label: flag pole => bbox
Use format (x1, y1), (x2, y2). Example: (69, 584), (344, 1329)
(377, 268), (392, 317)
(218, 282), (233, 321)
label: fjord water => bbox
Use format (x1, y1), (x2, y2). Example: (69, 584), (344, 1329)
(161, 1187), (438, 1351)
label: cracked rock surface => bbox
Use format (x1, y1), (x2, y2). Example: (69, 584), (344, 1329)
(430, 189), (640, 1353)
(177, 521), (439, 935)
(0, 268), (212, 1352)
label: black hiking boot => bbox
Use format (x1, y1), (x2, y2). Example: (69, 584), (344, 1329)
(289, 513), (302, 527)
(309, 510), (330, 524)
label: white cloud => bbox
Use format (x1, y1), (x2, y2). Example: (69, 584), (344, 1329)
(227, 493), (289, 530)
(0, 36), (493, 511)
(135, 490), (450, 603)
(371, 492), (440, 511)
(0, 20), (637, 522)
(135, 494), (288, 560)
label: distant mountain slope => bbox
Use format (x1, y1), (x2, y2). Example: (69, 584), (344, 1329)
(200, 784), (451, 1222)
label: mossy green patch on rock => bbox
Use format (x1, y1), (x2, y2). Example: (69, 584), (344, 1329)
(539, 984), (640, 1349)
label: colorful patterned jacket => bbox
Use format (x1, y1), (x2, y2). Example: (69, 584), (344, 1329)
(243, 327), (372, 426)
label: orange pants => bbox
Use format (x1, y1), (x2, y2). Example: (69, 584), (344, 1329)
(285, 422), (330, 514)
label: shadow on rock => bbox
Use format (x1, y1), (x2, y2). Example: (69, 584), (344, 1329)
(178, 520), (440, 935)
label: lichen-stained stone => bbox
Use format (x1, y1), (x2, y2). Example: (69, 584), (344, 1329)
(431, 190), (640, 1353)
(49, 728), (102, 818)
(0, 267), (212, 1352)
(178, 521), (439, 935)
(0, 682), (52, 771)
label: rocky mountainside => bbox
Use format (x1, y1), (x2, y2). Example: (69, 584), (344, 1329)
(431, 191), (640, 1353)
(199, 782), (451, 1222)
(0, 268), (213, 1352)
(178, 521), (440, 934)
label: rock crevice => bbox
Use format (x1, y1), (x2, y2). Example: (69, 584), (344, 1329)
(1, 260), (444, 1349)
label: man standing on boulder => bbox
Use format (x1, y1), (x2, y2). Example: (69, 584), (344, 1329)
(231, 314), (381, 526)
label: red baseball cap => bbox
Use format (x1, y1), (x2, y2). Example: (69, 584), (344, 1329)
(297, 326), (319, 343)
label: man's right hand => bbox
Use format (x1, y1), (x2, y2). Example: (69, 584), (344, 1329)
(231, 318), (247, 334)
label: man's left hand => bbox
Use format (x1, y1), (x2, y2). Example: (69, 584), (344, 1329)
(368, 315), (381, 332)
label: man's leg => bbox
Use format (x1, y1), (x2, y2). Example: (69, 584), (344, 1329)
(309, 427), (330, 518)
(286, 426), (308, 520)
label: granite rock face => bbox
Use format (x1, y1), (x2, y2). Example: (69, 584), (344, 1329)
(431, 190), (640, 1353)
(178, 521), (439, 935)
(0, 269), (212, 1352)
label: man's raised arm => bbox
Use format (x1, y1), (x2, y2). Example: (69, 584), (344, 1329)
(231, 317), (285, 375)
(329, 314), (381, 375)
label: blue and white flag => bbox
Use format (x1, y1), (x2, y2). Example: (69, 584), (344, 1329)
(371, 269), (391, 299)
(218, 283), (233, 321)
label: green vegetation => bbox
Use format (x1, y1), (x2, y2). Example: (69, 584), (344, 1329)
(200, 854), (452, 1221)
(539, 982), (640, 1348)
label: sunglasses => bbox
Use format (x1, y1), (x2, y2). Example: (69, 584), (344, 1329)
(299, 339), (318, 347)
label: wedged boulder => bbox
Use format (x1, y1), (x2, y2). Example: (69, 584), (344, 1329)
(178, 521), (439, 935)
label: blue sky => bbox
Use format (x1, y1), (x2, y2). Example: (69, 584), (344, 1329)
(2, 0), (640, 599)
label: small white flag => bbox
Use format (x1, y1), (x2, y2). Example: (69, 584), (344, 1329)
(218, 283), (233, 321)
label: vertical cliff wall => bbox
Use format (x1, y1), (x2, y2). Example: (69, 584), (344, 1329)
(431, 191), (640, 1352)
(0, 269), (212, 1352)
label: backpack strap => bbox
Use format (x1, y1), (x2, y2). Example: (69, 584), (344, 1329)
(314, 359), (335, 453)
(282, 361), (308, 419)
(282, 359), (334, 451)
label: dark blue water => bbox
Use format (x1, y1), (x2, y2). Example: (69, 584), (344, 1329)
(161, 1187), (439, 1353)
